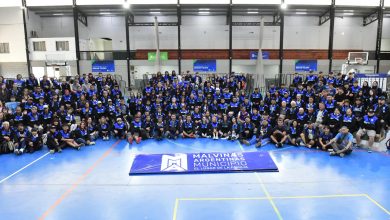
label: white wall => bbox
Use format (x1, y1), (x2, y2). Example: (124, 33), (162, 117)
(29, 37), (76, 60)
(0, 7), (26, 62)
(382, 18), (390, 51)
(333, 17), (377, 50)
(34, 15), (384, 52)
(40, 16), (74, 37)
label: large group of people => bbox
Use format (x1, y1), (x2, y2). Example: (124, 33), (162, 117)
(0, 70), (389, 157)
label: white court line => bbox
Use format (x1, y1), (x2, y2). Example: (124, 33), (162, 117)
(0, 152), (50, 184)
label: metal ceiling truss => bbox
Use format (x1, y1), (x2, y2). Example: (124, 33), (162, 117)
(76, 8), (88, 27)
(363, 10), (379, 26)
(319, 9), (330, 26)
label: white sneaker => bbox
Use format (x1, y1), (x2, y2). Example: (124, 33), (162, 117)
(50, 149), (55, 154)
(89, 141), (96, 145)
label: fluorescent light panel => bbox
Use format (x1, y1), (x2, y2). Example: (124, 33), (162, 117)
(285, 0), (331, 5)
(336, 0), (380, 6)
(26, 0), (72, 6)
(0, 0), (22, 7)
(181, 0), (229, 4)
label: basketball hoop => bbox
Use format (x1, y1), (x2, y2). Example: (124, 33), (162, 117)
(355, 58), (364, 65)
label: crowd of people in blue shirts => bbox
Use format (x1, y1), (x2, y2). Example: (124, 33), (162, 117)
(0, 70), (388, 157)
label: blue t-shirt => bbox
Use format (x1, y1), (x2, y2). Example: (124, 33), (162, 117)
(335, 133), (353, 146)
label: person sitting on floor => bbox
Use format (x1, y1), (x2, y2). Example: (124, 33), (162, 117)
(325, 126), (353, 158)
(26, 128), (42, 153)
(270, 119), (288, 148)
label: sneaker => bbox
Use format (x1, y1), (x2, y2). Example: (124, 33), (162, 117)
(339, 153), (345, 158)
(368, 149), (372, 153)
(76, 146), (81, 151)
(79, 143), (85, 147)
(255, 142), (262, 148)
(243, 140), (250, 146)
(277, 143), (283, 148)
(128, 137), (133, 144)
(50, 149), (55, 154)
(136, 137), (142, 144)
(330, 152), (336, 156)
(89, 142), (96, 145)
(14, 149), (19, 155)
(57, 148), (62, 153)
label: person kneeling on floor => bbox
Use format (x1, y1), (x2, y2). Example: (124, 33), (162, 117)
(325, 126), (353, 158)
(113, 118), (127, 140)
(239, 117), (256, 146)
(47, 126), (62, 154)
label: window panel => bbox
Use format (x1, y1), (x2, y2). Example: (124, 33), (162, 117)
(77, 0), (124, 5)
(232, 0), (281, 4)
(56, 41), (70, 51)
(336, 0), (380, 6)
(0, 43), (10, 53)
(130, 0), (177, 4)
(26, 0), (72, 6)
(180, 0), (230, 4)
(285, 0), (331, 5)
(0, 0), (22, 7)
(385, 0), (390, 6)
(33, 41), (46, 51)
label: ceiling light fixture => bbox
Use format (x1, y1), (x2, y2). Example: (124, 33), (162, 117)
(343, 13), (354, 16)
(150, 11), (161, 14)
(199, 8), (210, 11)
(100, 12), (111, 15)
(280, 3), (287, 10)
(198, 11), (210, 14)
(247, 11), (259, 14)
(53, 13), (64, 16)
(296, 12), (307, 15)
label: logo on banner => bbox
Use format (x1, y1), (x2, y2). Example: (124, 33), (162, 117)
(160, 154), (188, 172)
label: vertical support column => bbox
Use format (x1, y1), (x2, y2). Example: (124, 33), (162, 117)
(125, 12), (131, 90)
(375, 0), (384, 73)
(278, 4), (284, 86)
(328, 0), (335, 73)
(177, 1), (182, 75)
(21, 0), (31, 75)
(228, 0), (233, 74)
(73, 0), (81, 76)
